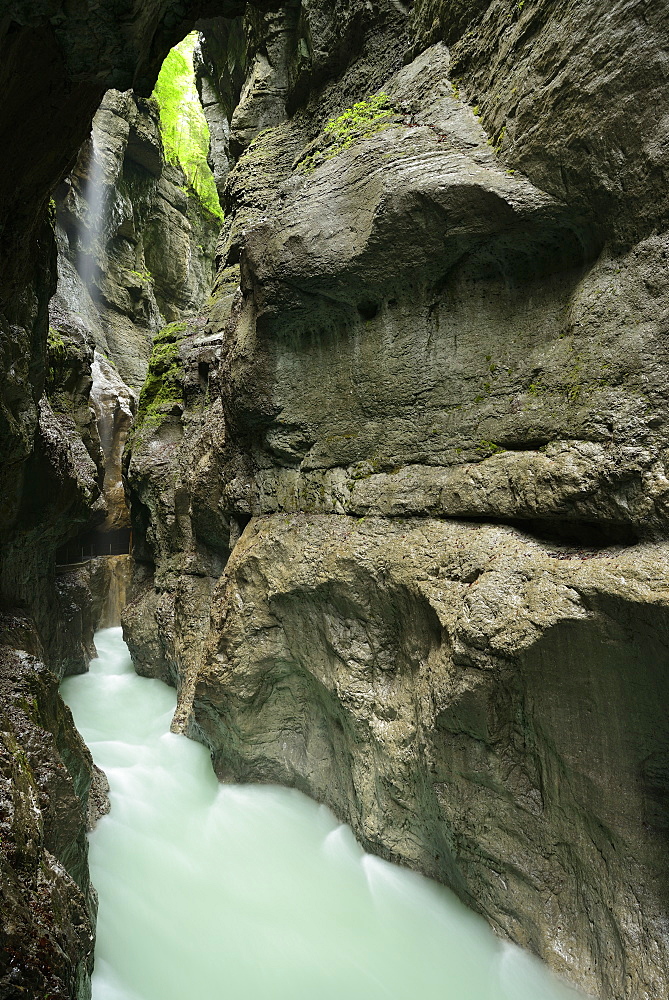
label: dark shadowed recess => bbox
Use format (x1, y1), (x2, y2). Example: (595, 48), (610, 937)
(524, 599), (669, 927)
(0, 3), (274, 283)
(463, 516), (640, 549)
(434, 598), (669, 995)
(57, 528), (132, 567)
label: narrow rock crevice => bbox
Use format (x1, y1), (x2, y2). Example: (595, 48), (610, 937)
(1, 2), (669, 998)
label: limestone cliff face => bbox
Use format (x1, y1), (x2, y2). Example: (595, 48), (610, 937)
(122, 3), (669, 999)
(2, 0), (669, 997)
(193, 517), (669, 999)
(53, 88), (220, 391)
(0, 318), (104, 998)
(50, 82), (222, 602)
(90, 354), (135, 534)
(0, 616), (103, 999)
(0, 8), (229, 994)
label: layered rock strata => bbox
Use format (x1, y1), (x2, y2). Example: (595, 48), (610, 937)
(123, 3), (669, 999)
(0, 617), (103, 999)
(0, 9), (234, 994)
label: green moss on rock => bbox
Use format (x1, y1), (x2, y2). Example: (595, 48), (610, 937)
(135, 321), (188, 426)
(45, 326), (91, 415)
(297, 94), (396, 174)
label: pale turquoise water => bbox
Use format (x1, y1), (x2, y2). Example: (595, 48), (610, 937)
(61, 627), (585, 1000)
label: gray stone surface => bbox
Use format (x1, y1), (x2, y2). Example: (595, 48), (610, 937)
(0, 618), (99, 1000)
(215, 42), (669, 546)
(194, 515), (669, 1000)
(422, 0), (669, 251)
(0, 4), (272, 997)
(52, 89), (220, 391)
(90, 353), (135, 533)
(122, 4), (669, 998)
(0, 0), (668, 996)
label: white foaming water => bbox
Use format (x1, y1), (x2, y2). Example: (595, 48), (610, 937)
(61, 628), (586, 1000)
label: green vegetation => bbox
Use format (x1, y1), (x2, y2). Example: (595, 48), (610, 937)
(153, 33), (223, 220)
(298, 94), (396, 173)
(45, 327), (73, 409)
(323, 94), (394, 146)
(135, 322), (188, 426)
(476, 440), (506, 456)
(47, 326), (66, 356)
(129, 268), (153, 283)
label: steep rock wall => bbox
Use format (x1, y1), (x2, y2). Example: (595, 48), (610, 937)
(0, 617), (104, 999)
(123, 2), (669, 998)
(53, 88), (220, 391)
(1, 0), (668, 996)
(0, 0), (282, 564)
(194, 516), (669, 999)
(0, 6), (278, 993)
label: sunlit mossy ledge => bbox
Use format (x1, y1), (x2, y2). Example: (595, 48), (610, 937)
(153, 33), (223, 221)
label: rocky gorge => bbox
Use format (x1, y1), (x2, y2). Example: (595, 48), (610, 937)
(1, 0), (669, 997)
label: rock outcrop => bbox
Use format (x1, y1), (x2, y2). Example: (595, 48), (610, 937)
(2, 0), (669, 997)
(193, 516), (669, 999)
(90, 354), (135, 534)
(0, 8), (229, 994)
(0, 317), (103, 997)
(122, 3), (669, 999)
(0, 617), (101, 999)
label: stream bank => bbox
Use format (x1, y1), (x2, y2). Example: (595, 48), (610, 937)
(61, 628), (584, 1000)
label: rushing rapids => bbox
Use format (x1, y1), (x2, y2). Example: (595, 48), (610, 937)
(61, 628), (584, 1000)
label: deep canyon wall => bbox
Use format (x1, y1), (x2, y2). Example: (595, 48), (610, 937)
(124, 3), (669, 999)
(0, 4), (229, 993)
(1, 1), (669, 998)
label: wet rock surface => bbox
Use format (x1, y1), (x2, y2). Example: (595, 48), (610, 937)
(1, 0), (669, 997)
(0, 8), (225, 992)
(52, 88), (220, 391)
(0, 619), (101, 1000)
(193, 515), (669, 999)
(90, 354), (135, 534)
(123, 3), (669, 998)
(0, 322), (104, 997)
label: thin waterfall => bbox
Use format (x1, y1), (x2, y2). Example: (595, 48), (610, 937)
(97, 555), (132, 628)
(77, 131), (109, 299)
(72, 121), (134, 629)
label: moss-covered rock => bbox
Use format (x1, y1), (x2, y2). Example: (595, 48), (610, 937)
(153, 32), (224, 221)
(0, 623), (101, 1000)
(135, 321), (188, 427)
(295, 93), (397, 173)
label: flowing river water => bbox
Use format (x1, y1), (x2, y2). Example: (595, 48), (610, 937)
(61, 627), (585, 1000)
